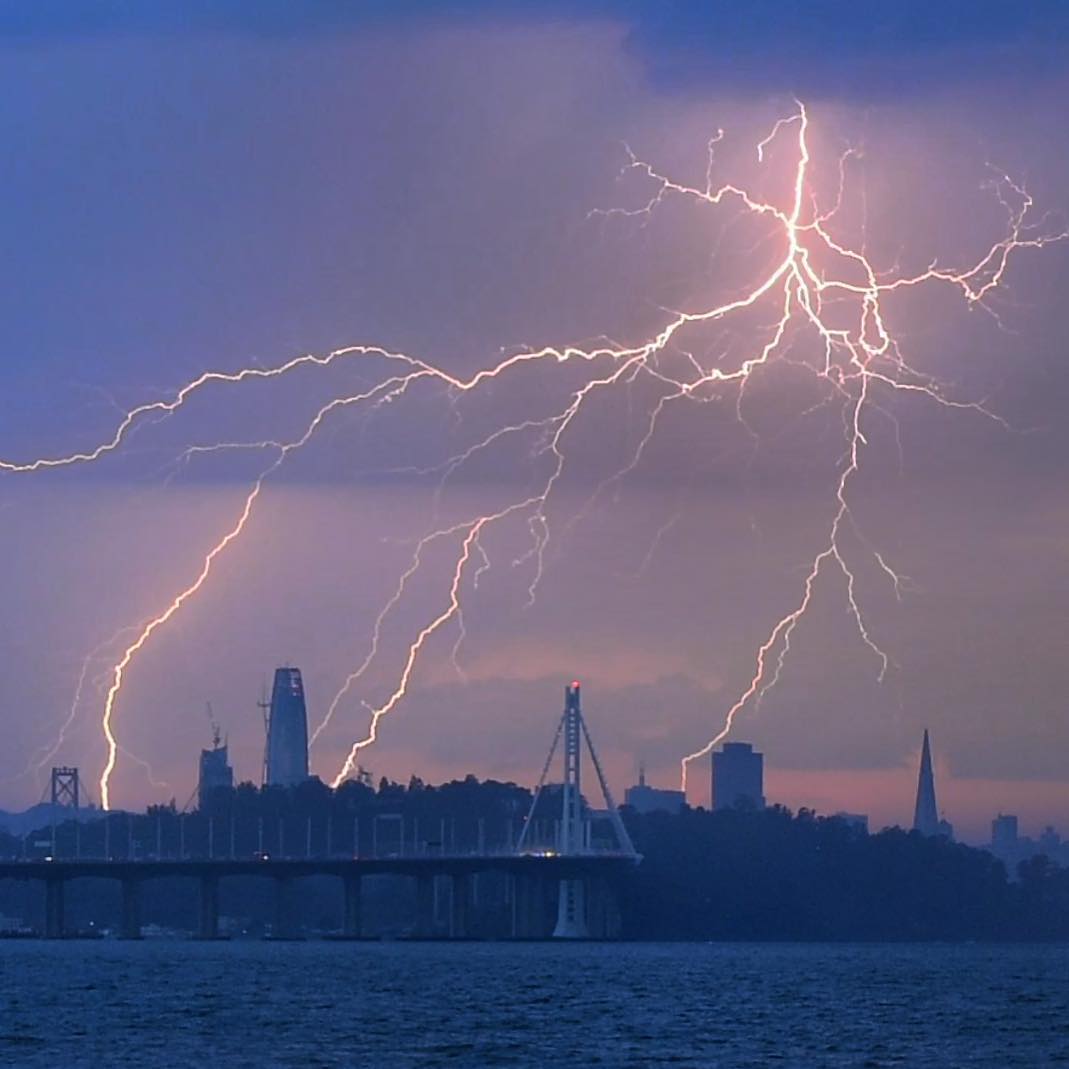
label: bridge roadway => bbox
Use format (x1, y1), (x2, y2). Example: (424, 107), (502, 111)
(0, 853), (636, 940)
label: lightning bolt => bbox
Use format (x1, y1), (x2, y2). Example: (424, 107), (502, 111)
(4, 102), (1064, 807)
(19, 627), (137, 790)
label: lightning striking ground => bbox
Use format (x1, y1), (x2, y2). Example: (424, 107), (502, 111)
(5, 103), (1065, 806)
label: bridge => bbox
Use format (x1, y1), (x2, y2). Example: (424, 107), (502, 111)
(2, 682), (641, 940)
(0, 852), (635, 940)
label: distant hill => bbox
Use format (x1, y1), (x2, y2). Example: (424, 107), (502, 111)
(0, 803), (103, 837)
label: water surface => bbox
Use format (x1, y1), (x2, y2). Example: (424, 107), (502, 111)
(1, 941), (1067, 1067)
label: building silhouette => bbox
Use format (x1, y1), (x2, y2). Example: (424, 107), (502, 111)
(991, 813), (1018, 852)
(912, 729), (953, 839)
(197, 736), (233, 811)
(711, 742), (764, 811)
(912, 729), (939, 835)
(624, 766), (685, 815)
(265, 667), (309, 787)
(988, 813), (1069, 869)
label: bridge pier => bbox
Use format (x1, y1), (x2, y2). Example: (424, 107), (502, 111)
(0, 856), (633, 943)
(510, 873), (546, 938)
(553, 877), (588, 939)
(198, 874), (220, 940)
(44, 878), (65, 939)
(585, 876), (622, 939)
(272, 876), (300, 940)
(449, 873), (470, 939)
(120, 878), (142, 939)
(415, 874), (434, 937)
(342, 874), (362, 938)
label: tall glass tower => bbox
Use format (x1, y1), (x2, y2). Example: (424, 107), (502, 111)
(266, 666), (310, 787)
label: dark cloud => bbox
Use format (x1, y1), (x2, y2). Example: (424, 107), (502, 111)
(1, 6), (1068, 837)
(5, 1), (1069, 96)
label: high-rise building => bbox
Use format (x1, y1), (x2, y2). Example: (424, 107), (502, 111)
(991, 813), (1018, 851)
(265, 666), (309, 787)
(912, 729), (954, 839)
(912, 729), (940, 836)
(625, 766), (685, 815)
(711, 742), (765, 811)
(198, 738), (233, 811)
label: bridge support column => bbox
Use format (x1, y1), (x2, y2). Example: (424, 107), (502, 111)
(44, 878), (65, 939)
(342, 875), (362, 938)
(511, 874), (545, 939)
(198, 875), (220, 940)
(273, 876), (299, 940)
(585, 876), (621, 939)
(509, 874), (522, 938)
(449, 873), (470, 939)
(553, 877), (588, 939)
(414, 874), (434, 938)
(120, 878), (142, 940)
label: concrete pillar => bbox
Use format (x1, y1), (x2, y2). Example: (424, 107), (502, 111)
(449, 873), (470, 939)
(273, 876), (298, 939)
(510, 874), (525, 938)
(120, 878), (142, 940)
(553, 877), (589, 939)
(198, 875), (220, 939)
(585, 876), (623, 939)
(604, 879), (622, 940)
(342, 874), (362, 938)
(511, 873), (545, 938)
(44, 878), (64, 939)
(509, 874), (519, 937)
(586, 876), (602, 939)
(415, 874), (434, 937)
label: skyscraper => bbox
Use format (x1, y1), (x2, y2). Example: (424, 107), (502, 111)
(711, 742), (765, 811)
(912, 729), (939, 836)
(991, 813), (1018, 852)
(198, 738), (233, 811)
(265, 667), (309, 787)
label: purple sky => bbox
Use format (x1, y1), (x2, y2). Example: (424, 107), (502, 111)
(2, 5), (1069, 840)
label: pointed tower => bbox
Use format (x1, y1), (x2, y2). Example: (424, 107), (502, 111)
(265, 667), (310, 787)
(912, 729), (939, 836)
(516, 680), (638, 938)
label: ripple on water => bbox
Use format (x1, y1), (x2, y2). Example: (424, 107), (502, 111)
(0, 942), (1067, 1067)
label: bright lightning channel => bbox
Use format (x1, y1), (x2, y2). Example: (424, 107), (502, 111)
(4, 102), (1065, 807)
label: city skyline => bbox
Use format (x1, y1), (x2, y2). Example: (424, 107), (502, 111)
(3, 8), (1068, 1068)
(7, 668), (1057, 848)
(2, 5), (1069, 844)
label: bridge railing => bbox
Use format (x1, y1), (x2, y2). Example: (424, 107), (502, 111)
(1, 811), (636, 864)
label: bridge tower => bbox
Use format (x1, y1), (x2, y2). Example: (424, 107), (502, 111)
(50, 767), (80, 810)
(556, 682), (586, 936)
(517, 681), (637, 938)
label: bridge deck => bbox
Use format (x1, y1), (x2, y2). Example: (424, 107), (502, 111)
(0, 853), (638, 882)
